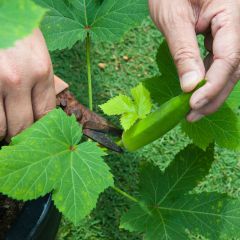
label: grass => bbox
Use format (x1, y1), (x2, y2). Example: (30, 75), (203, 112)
(51, 18), (240, 240)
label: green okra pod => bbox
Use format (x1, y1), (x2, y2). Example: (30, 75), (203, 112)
(122, 81), (205, 152)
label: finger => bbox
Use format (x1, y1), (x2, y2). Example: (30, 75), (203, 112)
(187, 80), (236, 122)
(151, 0), (205, 92)
(32, 76), (56, 120)
(191, 9), (240, 110)
(54, 75), (69, 95)
(164, 23), (205, 92)
(0, 98), (7, 140)
(187, 65), (240, 122)
(5, 91), (33, 140)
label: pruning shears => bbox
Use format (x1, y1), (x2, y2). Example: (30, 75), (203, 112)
(55, 76), (123, 153)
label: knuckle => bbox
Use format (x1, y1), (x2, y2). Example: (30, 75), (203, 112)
(173, 46), (198, 65)
(157, 5), (194, 31)
(212, 11), (231, 29)
(34, 60), (52, 80)
(4, 72), (22, 87)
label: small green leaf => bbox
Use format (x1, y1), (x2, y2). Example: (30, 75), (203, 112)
(131, 83), (152, 119)
(0, 109), (113, 225)
(120, 112), (139, 131)
(35, 0), (149, 50)
(121, 144), (240, 239)
(99, 95), (135, 115)
(0, 0), (46, 49)
(100, 83), (152, 131)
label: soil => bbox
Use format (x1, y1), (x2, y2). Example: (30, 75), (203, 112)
(0, 194), (24, 240)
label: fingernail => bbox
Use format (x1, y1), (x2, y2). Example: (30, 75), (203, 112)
(181, 71), (200, 92)
(193, 98), (208, 109)
(187, 111), (204, 122)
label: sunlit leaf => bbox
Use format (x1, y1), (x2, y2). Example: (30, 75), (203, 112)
(35, 0), (148, 50)
(0, 0), (46, 48)
(0, 109), (113, 225)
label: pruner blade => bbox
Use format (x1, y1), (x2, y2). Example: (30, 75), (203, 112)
(56, 90), (123, 153)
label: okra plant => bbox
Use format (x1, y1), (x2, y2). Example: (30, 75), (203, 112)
(1, 0), (240, 239)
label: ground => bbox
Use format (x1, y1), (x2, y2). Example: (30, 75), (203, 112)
(51, 18), (240, 240)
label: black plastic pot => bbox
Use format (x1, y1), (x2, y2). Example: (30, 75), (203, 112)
(5, 194), (61, 240)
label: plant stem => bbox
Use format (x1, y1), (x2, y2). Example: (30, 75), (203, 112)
(111, 186), (139, 203)
(116, 139), (124, 147)
(86, 32), (93, 111)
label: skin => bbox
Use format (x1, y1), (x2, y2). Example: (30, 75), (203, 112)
(149, 0), (240, 122)
(0, 29), (68, 141)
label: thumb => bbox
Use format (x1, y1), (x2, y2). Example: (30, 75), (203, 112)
(164, 22), (205, 92)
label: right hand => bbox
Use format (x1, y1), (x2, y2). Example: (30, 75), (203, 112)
(149, 0), (240, 122)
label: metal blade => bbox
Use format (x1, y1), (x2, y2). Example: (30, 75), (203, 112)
(83, 129), (123, 153)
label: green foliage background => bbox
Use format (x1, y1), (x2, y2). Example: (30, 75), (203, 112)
(52, 18), (240, 240)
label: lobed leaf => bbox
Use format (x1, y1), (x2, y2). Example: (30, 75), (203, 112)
(131, 83), (152, 119)
(181, 104), (240, 151)
(99, 95), (135, 116)
(120, 112), (139, 131)
(100, 83), (152, 131)
(0, 0), (46, 49)
(35, 0), (149, 50)
(121, 144), (240, 239)
(0, 109), (113, 225)
(227, 81), (240, 112)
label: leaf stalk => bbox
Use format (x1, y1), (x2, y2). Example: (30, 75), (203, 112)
(112, 186), (139, 203)
(86, 32), (93, 111)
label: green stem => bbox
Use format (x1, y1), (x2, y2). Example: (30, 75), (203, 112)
(86, 32), (93, 111)
(111, 186), (139, 203)
(116, 139), (124, 147)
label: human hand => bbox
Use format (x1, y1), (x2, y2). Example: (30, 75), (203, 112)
(149, 0), (240, 122)
(0, 29), (67, 141)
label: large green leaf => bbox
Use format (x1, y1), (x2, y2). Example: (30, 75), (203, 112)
(182, 104), (240, 151)
(35, 0), (149, 50)
(143, 40), (240, 150)
(0, 109), (113, 225)
(0, 0), (46, 49)
(121, 145), (240, 239)
(227, 81), (240, 112)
